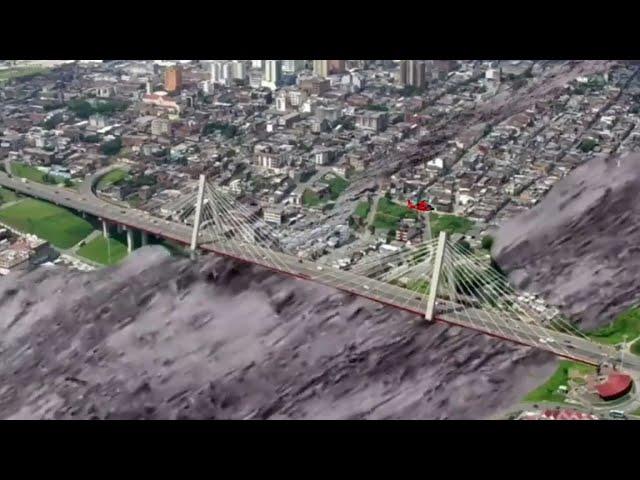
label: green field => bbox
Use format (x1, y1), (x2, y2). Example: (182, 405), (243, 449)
(77, 236), (129, 266)
(354, 201), (371, 219)
(523, 360), (596, 403)
(11, 162), (67, 185)
(588, 307), (640, 345)
(407, 279), (430, 295)
(97, 169), (128, 190)
(302, 189), (322, 207)
(0, 199), (93, 249)
(373, 197), (419, 230)
(430, 213), (475, 237)
(0, 66), (48, 83)
(323, 174), (349, 200)
(0, 187), (18, 204)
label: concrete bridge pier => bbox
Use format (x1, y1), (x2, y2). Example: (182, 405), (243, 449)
(101, 219), (110, 239)
(126, 227), (134, 253)
(141, 231), (148, 246)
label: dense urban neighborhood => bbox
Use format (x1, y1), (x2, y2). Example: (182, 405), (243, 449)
(2, 59), (640, 420)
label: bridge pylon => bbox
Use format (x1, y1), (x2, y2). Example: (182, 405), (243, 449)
(425, 230), (448, 321)
(190, 174), (206, 254)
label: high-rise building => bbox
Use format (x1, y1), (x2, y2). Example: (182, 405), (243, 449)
(328, 60), (346, 74)
(262, 60), (282, 90)
(165, 66), (183, 93)
(249, 69), (264, 89)
(232, 61), (247, 81)
(251, 60), (264, 70)
(313, 60), (329, 78)
(398, 60), (426, 88)
(282, 60), (305, 74)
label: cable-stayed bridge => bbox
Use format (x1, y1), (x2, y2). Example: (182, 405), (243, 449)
(0, 171), (635, 371)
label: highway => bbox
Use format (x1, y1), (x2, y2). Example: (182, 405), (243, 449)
(0, 170), (636, 371)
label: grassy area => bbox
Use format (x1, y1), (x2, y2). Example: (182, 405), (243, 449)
(523, 360), (596, 403)
(11, 162), (67, 185)
(630, 408), (640, 418)
(587, 307), (640, 345)
(0, 187), (18, 204)
(406, 279), (430, 295)
(373, 197), (418, 230)
(302, 189), (322, 207)
(354, 201), (371, 219)
(96, 169), (128, 190)
(0, 198), (93, 249)
(77, 236), (129, 266)
(11, 162), (48, 183)
(0, 66), (48, 83)
(430, 213), (475, 237)
(323, 174), (349, 200)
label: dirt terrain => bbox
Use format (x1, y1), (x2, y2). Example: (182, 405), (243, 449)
(0, 247), (555, 420)
(493, 152), (640, 329)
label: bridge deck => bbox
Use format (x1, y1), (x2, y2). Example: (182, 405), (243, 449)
(1, 171), (633, 370)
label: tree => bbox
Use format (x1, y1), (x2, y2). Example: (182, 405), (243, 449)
(579, 138), (598, 153)
(368, 225), (376, 235)
(64, 178), (73, 188)
(481, 235), (494, 251)
(459, 240), (472, 253)
(387, 229), (396, 243)
(385, 190), (392, 200)
(100, 137), (123, 156)
(67, 99), (93, 119)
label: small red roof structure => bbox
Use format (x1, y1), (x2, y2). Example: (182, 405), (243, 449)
(595, 373), (633, 401)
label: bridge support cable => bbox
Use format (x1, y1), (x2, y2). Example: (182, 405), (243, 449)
(440, 247), (535, 347)
(443, 243), (570, 355)
(348, 239), (440, 311)
(447, 243), (613, 362)
(201, 185), (292, 273)
(205, 183), (287, 253)
(349, 238), (439, 278)
(165, 191), (197, 219)
(444, 242), (586, 358)
(448, 244), (576, 339)
(367, 241), (438, 282)
(447, 241), (593, 344)
(455, 245), (592, 342)
(190, 174), (206, 252)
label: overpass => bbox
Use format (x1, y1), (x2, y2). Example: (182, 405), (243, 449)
(1, 170), (637, 372)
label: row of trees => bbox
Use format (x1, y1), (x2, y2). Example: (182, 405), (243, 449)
(203, 122), (238, 139)
(67, 99), (129, 119)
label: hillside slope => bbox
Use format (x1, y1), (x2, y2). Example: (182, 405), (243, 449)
(0, 247), (554, 420)
(493, 153), (640, 329)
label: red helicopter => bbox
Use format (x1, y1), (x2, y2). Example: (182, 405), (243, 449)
(407, 199), (434, 212)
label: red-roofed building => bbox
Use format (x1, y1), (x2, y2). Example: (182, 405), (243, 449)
(595, 373), (633, 401)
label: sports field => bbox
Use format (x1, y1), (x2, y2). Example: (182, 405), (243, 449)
(0, 199), (93, 249)
(77, 236), (128, 266)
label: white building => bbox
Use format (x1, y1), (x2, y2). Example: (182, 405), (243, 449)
(232, 60), (247, 81)
(251, 60), (264, 69)
(264, 207), (283, 225)
(313, 60), (329, 78)
(262, 60), (282, 91)
(249, 69), (263, 89)
(282, 60), (305, 74)
(275, 92), (288, 112)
